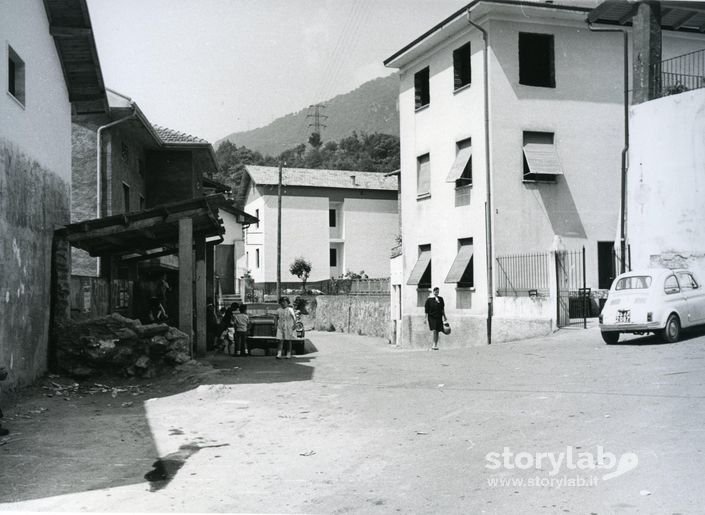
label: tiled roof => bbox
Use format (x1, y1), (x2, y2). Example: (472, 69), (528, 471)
(245, 166), (398, 191)
(153, 125), (210, 145)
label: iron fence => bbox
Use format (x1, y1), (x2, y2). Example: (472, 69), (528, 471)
(654, 48), (705, 98)
(495, 252), (551, 297)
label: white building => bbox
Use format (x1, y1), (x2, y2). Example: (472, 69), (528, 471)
(235, 166), (398, 292)
(385, 0), (705, 347)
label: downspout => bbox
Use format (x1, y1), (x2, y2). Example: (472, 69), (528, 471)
(96, 109), (136, 275)
(467, 10), (494, 344)
(588, 24), (629, 273)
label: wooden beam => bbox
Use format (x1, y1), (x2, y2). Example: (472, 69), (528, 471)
(65, 206), (211, 243)
(618, 4), (638, 24)
(120, 248), (178, 263)
(587, 0), (620, 24)
(179, 218), (194, 355)
(50, 26), (93, 37)
(669, 10), (698, 29)
(195, 238), (207, 357)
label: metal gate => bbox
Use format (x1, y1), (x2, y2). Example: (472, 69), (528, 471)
(555, 247), (589, 328)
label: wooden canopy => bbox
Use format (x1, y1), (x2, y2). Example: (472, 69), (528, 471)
(57, 195), (249, 257)
(588, 1), (705, 33)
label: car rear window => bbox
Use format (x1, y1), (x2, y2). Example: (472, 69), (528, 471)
(615, 276), (652, 290)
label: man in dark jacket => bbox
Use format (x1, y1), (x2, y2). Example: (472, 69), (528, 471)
(424, 287), (446, 350)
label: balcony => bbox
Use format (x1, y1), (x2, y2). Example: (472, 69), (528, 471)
(655, 49), (705, 98)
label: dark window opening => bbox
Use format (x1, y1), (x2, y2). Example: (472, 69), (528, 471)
(446, 238), (474, 287)
(519, 32), (555, 88)
(139, 195), (145, 211)
(255, 208), (260, 228)
(453, 42), (472, 90)
(329, 208), (337, 228)
(256, 248), (260, 268)
(415, 67), (430, 109)
(121, 142), (129, 163)
(7, 45), (25, 105)
(456, 138), (472, 187)
(330, 248), (337, 267)
(418, 244), (431, 289)
(122, 183), (131, 213)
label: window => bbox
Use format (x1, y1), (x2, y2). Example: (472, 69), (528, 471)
(7, 45), (25, 105)
(453, 42), (471, 90)
(417, 153), (430, 198)
(522, 131), (562, 183)
(446, 138), (472, 187)
(121, 142), (129, 163)
(407, 244), (431, 289)
(255, 209), (260, 228)
(519, 32), (555, 88)
(329, 209), (337, 228)
(139, 195), (145, 211)
(414, 67), (430, 109)
(255, 248), (260, 268)
(677, 272), (699, 290)
(446, 238), (474, 287)
(330, 248), (337, 267)
(616, 276), (652, 290)
(664, 275), (680, 295)
(122, 183), (130, 213)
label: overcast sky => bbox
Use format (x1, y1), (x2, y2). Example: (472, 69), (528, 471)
(86, 0), (468, 143)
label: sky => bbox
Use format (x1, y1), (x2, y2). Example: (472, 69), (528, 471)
(86, 0), (468, 143)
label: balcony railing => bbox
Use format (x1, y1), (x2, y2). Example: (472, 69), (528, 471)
(654, 49), (705, 98)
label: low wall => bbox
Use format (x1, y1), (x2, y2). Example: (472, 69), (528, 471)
(314, 295), (390, 339)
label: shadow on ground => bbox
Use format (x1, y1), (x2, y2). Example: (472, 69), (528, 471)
(0, 342), (318, 503)
(609, 325), (705, 346)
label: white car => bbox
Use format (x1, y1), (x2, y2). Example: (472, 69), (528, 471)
(599, 268), (705, 344)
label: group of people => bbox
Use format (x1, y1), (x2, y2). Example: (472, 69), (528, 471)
(207, 296), (298, 359)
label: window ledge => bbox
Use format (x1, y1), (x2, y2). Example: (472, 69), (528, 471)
(518, 82), (556, 89)
(7, 91), (25, 109)
(415, 104), (430, 113)
(453, 83), (472, 95)
(523, 177), (558, 184)
(456, 286), (475, 291)
(416, 192), (431, 201)
(455, 183), (472, 190)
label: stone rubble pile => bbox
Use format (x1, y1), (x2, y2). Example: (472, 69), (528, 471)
(56, 313), (191, 378)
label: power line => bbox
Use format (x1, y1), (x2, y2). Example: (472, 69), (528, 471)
(306, 104), (328, 140)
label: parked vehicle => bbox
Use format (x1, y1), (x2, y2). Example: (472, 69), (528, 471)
(246, 303), (306, 354)
(599, 268), (705, 344)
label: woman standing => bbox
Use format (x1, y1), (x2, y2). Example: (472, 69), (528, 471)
(424, 287), (446, 350)
(275, 296), (297, 359)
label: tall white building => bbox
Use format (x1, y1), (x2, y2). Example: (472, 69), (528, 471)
(385, 0), (705, 347)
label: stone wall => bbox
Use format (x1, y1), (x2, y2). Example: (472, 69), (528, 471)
(0, 138), (70, 391)
(313, 295), (390, 339)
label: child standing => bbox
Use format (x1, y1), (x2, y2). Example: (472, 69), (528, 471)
(275, 296), (297, 359)
(233, 304), (250, 356)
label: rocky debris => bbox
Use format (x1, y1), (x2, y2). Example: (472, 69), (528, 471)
(56, 313), (191, 379)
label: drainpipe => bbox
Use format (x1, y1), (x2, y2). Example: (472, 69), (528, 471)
(467, 10), (494, 344)
(588, 24), (629, 274)
(95, 108), (136, 275)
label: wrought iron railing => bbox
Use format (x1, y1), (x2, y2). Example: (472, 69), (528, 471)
(655, 49), (705, 98)
(495, 252), (551, 297)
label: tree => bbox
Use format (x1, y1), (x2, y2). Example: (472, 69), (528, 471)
(289, 257), (312, 293)
(308, 132), (322, 149)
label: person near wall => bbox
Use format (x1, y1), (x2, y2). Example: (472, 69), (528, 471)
(0, 365), (9, 436)
(275, 296), (297, 359)
(233, 304), (250, 356)
(424, 286), (447, 351)
(158, 273), (171, 317)
(206, 298), (221, 350)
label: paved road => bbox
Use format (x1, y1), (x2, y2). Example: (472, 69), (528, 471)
(2, 325), (705, 513)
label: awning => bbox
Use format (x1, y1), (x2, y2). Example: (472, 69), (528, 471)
(446, 145), (472, 182)
(523, 143), (562, 177)
(407, 250), (432, 286)
(57, 194), (252, 257)
(588, 1), (705, 33)
(445, 244), (474, 283)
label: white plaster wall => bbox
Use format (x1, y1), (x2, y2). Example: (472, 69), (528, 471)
(262, 193), (330, 284)
(628, 89), (705, 279)
(0, 0), (71, 179)
(398, 27), (489, 322)
(244, 191), (266, 282)
(343, 197), (398, 278)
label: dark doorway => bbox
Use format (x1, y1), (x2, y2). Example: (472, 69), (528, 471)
(216, 244), (235, 294)
(598, 241), (616, 289)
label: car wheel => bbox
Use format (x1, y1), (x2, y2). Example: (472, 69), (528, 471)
(661, 314), (681, 343)
(601, 332), (619, 345)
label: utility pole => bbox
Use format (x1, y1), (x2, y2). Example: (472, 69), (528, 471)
(306, 104), (328, 146)
(276, 161), (283, 301)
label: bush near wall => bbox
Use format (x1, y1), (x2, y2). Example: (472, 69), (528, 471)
(314, 295), (390, 338)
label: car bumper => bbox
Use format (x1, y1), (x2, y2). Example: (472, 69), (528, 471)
(600, 322), (663, 332)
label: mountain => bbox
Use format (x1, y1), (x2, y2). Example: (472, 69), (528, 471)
(216, 74), (399, 156)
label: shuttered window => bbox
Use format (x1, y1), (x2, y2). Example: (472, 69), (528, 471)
(445, 239), (474, 287)
(407, 246), (431, 288)
(523, 131), (562, 182)
(446, 139), (472, 186)
(417, 154), (431, 197)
